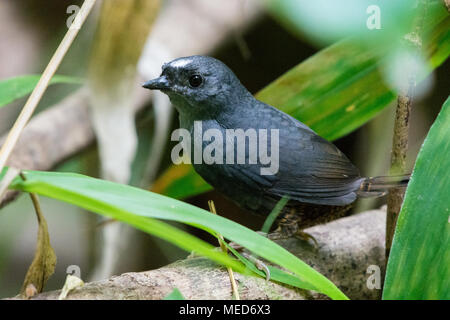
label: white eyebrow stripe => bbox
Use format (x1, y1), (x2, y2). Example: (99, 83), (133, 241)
(170, 58), (193, 68)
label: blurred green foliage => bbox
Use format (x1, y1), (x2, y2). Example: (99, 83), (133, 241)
(0, 75), (81, 108)
(267, 0), (423, 46)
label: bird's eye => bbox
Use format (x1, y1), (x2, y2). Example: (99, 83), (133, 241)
(189, 74), (203, 88)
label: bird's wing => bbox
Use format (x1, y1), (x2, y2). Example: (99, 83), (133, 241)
(218, 145), (361, 207)
(266, 122), (362, 205)
(215, 101), (362, 205)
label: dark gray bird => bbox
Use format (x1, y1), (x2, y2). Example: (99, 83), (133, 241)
(143, 55), (409, 239)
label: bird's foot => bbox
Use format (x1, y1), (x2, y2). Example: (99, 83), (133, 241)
(241, 252), (271, 281)
(269, 220), (319, 249)
(295, 230), (319, 247)
(228, 232), (271, 281)
(273, 213), (319, 247)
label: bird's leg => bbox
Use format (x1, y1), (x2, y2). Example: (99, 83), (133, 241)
(227, 219), (298, 251)
(227, 209), (320, 280)
(231, 219), (308, 280)
(266, 208), (300, 240)
(240, 252), (271, 281)
(270, 209), (319, 246)
(226, 241), (271, 281)
(227, 211), (299, 280)
(227, 231), (273, 280)
(230, 209), (301, 244)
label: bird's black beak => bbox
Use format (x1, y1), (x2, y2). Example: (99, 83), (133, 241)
(142, 76), (170, 90)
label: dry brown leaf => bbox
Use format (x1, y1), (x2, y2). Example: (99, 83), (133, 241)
(20, 193), (56, 296)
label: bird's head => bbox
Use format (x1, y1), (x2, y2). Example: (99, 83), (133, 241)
(142, 56), (250, 119)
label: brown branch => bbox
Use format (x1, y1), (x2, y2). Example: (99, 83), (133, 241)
(0, 87), (149, 208)
(9, 209), (387, 300)
(0, 88), (91, 207)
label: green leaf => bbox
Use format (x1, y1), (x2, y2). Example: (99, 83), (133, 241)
(0, 75), (82, 108)
(2, 174), (243, 281)
(9, 170), (348, 300)
(151, 163), (212, 199)
(261, 196), (289, 234)
(153, 12), (450, 199)
(383, 96), (450, 300)
(163, 288), (185, 300)
(224, 241), (317, 292)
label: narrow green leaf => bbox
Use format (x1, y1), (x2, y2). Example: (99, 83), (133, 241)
(224, 241), (317, 292)
(261, 196), (289, 234)
(151, 163), (212, 199)
(383, 96), (450, 300)
(9, 171), (348, 300)
(0, 75), (82, 108)
(2, 172), (244, 279)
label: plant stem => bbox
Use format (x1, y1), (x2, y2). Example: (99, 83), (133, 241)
(386, 86), (414, 260)
(208, 200), (240, 300)
(385, 1), (428, 261)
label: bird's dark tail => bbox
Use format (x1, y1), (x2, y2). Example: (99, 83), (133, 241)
(357, 174), (410, 198)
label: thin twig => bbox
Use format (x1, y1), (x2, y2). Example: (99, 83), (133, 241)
(19, 172), (43, 224)
(385, 2), (427, 261)
(0, 0), (97, 173)
(208, 200), (240, 300)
